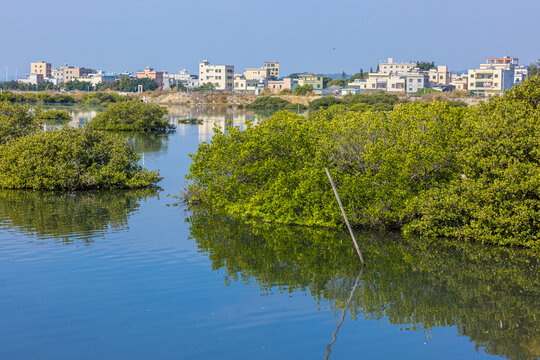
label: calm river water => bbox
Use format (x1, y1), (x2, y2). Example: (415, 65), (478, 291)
(0, 105), (539, 360)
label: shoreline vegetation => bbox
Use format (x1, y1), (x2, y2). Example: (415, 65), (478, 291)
(86, 101), (174, 132)
(185, 76), (540, 249)
(0, 101), (162, 190)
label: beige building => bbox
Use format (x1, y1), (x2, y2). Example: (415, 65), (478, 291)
(263, 62), (279, 78)
(427, 65), (450, 85)
(244, 67), (270, 81)
(468, 67), (514, 96)
(137, 67), (164, 89)
(298, 74), (323, 89)
(63, 66), (95, 82)
(379, 58), (416, 74)
(451, 75), (468, 91)
(479, 56), (519, 70)
(31, 61), (52, 78)
(267, 78), (294, 93)
(199, 60), (234, 91)
(233, 76), (261, 94)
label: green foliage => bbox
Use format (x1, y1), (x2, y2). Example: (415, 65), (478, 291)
(192, 82), (216, 92)
(178, 118), (203, 124)
(38, 109), (71, 120)
(0, 91), (76, 104)
(322, 76), (332, 88)
(287, 73), (300, 79)
(444, 100), (468, 108)
(342, 92), (399, 111)
(186, 76), (540, 248)
(416, 61), (436, 71)
(346, 71), (368, 83)
(86, 101), (173, 132)
(416, 88), (438, 95)
(186, 102), (464, 228)
(279, 88), (292, 95)
(62, 80), (94, 91)
(246, 96), (307, 111)
(293, 84), (313, 95)
(0, 126), (162, 190)
(80, 92), (133, 105)
(0, 101), (42, 144)
(527, 59), (539, 77)
(308, 96), (343, 110)
(327, 79), (346, 87)
(406, 75), (540, 248)
(97, 77), (159, 92)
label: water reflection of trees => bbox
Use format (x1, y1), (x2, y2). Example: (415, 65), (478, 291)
(124, 132), (169, 154)
(187, 208), (540, 360)
(0, 189), (158, 244)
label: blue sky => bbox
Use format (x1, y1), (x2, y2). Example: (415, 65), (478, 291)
(2, 0), (539, 78)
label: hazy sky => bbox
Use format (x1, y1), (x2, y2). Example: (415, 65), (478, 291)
(2, 0), (539, 78)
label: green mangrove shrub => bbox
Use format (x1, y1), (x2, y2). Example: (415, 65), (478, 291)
(0, 126), (162, 190)
(406, 75), (540, 248)
(38, 109), (71, 120)
(86, 101), (173, 131)
(186, 102), (464, 228)
(0, 101), (42, 144)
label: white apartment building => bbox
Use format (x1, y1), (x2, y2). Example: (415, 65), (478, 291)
(378, 58), (416, 75)
(199, 60), (234, 91)
(514, 66), (528, 85)
(233, 76), (262, 94)
(244, 67), (270, 81)
(348, 72), (427, 94)
(165, 69), (199, 89)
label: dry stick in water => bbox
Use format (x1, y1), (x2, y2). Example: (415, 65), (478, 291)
(325, 167), (365, 265)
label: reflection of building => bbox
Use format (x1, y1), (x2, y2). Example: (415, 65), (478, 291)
(199, 60), (234, 91)
(166, 105), (261, 142)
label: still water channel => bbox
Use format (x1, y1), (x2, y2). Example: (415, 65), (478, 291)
(0, 105), (539, 360)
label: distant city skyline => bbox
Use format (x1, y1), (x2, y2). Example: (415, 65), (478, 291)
(2, 0), (539, 79)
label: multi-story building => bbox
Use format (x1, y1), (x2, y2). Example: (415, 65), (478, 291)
(378, 58), (416, 75)
(479, 56), (519, 70)
(30, 61), (51, 78)
(165, 69), (199, 89)
(451, 74), (468, 91)
(514, 66), (528, 85)
(233, 76), (262, 94)
(468, 67), (514, 96)
(298, 74), (323, 90)
(18, 73), (44, 85)
(136, 67), (164, 89)
(198, 60), (234, 91)
(63, 66), (96, 82)
(244, 67), (270, 81)
(427, 65), (450, 85)
(267, 78), (294, 93)
(263, 62), (280, 79)
(404, 73), (429, 93)
(348, 72), (427, 94)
